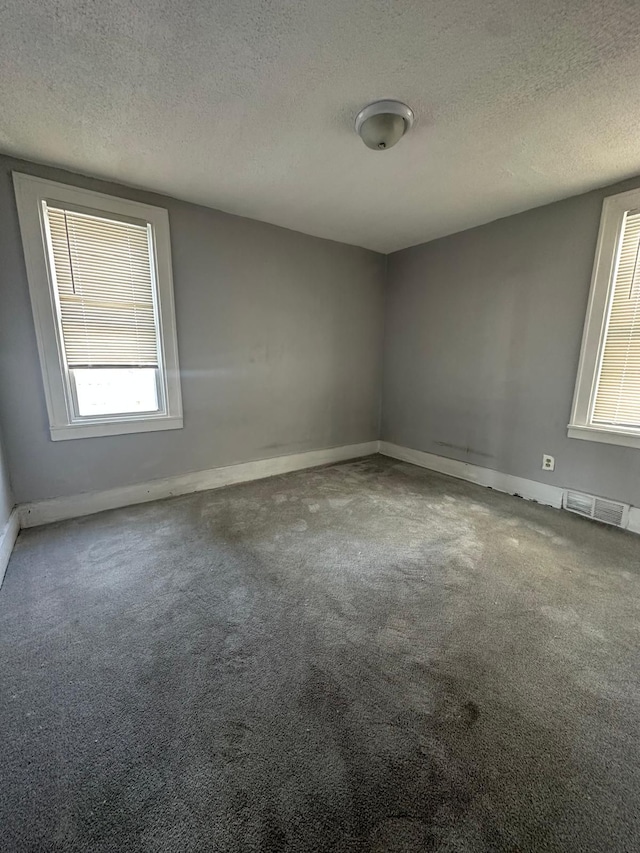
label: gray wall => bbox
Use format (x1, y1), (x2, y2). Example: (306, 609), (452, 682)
(0, 426), (13, 530)
(6, 155), (639, 511)
(0, 156), (386, 504)
(382, 179), (640, 508)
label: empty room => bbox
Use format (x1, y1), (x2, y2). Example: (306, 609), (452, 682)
(2, 1), (640, 851)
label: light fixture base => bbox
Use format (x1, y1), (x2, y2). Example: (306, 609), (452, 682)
(355, 100), (414, 150)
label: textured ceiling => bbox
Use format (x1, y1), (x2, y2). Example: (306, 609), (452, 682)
(2, 1), (640, 253)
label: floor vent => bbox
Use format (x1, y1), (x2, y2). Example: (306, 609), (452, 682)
(563, 490), (628, 528)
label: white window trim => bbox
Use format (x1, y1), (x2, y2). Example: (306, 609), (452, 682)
(13, 172), (183, 441)
(568, 186), (640, 450)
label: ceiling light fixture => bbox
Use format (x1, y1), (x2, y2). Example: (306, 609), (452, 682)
(355, 100), (414, 151)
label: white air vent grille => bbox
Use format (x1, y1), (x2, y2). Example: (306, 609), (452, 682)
(565, 491), (593, 515)
(563, 490), (628, 528)
(593, 498), (626, 527)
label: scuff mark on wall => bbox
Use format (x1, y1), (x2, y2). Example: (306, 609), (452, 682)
(435, 441), (494, 459)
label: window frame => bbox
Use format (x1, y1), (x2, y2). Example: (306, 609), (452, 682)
(569, 187), (640, 449)
(13, 173), (183, 441)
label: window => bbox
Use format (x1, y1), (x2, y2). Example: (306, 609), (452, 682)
(14, 173), (182, 440)
(569, 187), (640, 449)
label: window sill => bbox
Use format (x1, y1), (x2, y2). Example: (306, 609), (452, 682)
(50, 415), (183, 441)
(567, 423), (640, 449)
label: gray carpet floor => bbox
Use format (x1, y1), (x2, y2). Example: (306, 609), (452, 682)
(2, 455), (640, 852)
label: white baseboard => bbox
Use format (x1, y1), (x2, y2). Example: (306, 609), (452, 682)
(18, 441), (379, 528)
(627, 507), (640, 535)
(0, 508), (20, 587)
(14, 437), (640, 536)
(379, 441), (640, 534)
(379, 441), (564, 509)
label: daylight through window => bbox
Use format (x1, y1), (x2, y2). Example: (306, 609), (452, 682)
(569, 187), (640, 448)
(44, 205), (161, 418)
(591, 210), (640, 429)
(14, 173), (182, 440)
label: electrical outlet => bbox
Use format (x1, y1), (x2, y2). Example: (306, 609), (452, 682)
(542, 454), (555, 471)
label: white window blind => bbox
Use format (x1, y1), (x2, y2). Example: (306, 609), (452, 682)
(592, 210), (640, 428)
(44, 205), (159, 368)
